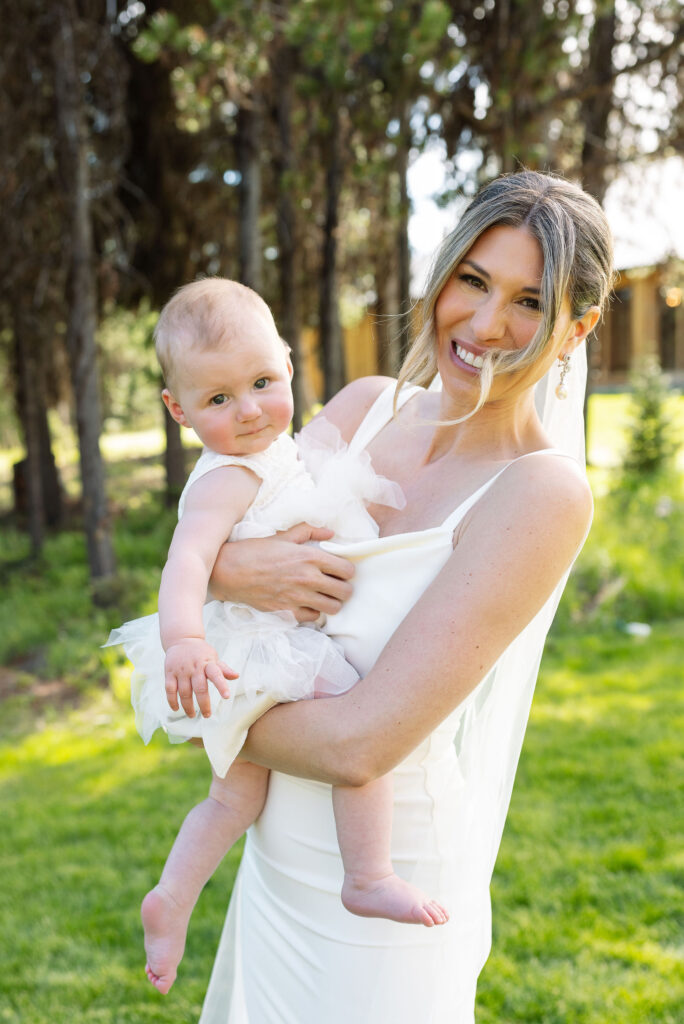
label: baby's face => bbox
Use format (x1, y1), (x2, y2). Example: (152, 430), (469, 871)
(166, 321), (294, 457)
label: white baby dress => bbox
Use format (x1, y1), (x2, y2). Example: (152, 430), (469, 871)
(106, 419), (404, 777)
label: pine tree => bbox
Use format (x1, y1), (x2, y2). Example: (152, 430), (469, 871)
(623, 358), (679, 476)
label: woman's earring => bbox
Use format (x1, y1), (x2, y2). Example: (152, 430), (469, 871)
(555, 354), (571, 400)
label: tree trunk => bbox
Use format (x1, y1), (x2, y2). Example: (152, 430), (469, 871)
(53, 3), (116, 583)
(580, 3), (617, 205)
(13, 312), (45, 553)
(496, 0), (515, 172)
(120, 25), (197, 501)
(373, 247), (401, 378)
(11, 312), (64, 536)
(163, 404), (187, 506)
(579, 2), (617, 459)
(237, 104), (263, 292)
(319, 101), (345, 401)
(396, 101), (412, 363)
(273, 42), (305, 429)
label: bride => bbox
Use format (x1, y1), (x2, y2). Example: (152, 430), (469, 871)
(193, 169), (614, 1022)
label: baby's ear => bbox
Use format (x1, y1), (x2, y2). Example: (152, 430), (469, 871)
(161, 388), (189, 427)
(280, 338), (294, 379)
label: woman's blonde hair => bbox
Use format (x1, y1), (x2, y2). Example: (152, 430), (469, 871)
(396, 170), (615, 415)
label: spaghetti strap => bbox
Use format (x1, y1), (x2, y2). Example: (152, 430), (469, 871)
(440, 448), (578, 533)
(347, 381), (579, 539)
(348, 382), (422, 456)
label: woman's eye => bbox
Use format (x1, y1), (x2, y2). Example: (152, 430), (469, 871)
(254, 378), (268, 390)
(519, 297), (542, 312)
(210, 394), (228, 406)
(459, 273), (485, 290)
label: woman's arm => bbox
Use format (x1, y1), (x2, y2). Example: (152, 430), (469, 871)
(240, 454), (593, 786)
(209, 376), (394, 618)
(209, 523), (356, 621)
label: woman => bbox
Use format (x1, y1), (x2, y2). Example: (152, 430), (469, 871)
(191, 170), (614, 1022)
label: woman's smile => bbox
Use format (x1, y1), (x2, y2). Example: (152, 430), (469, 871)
(450, 341), (485, 372)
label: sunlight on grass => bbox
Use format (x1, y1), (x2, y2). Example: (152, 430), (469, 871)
(587, 392), (631, 466)
(100, 427), (165, 458)
(1, 625), (682, 1023)
(477, 623), (684, 1023)
(588, 392), (684, 468)
(100, 426), (201, 459)
(0, 691), (239, 1024)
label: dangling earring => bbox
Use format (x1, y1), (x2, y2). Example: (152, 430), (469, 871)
(555, 354), (571, 400)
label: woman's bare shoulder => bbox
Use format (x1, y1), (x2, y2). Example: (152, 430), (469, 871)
(509, 450), (593, 520)
(463, 450), (593, 553)
(314, 376), (396, 443)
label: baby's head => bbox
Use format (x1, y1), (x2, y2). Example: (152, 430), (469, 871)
(156, 278), (294, 457)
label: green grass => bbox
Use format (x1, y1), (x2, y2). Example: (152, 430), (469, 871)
(0, 694), (241, 1023)
(1, 393), (683, 1021)
(1, 626), (681, 1023)
(587, 392), (684, 469)
(478, 625), (684, 1023)
(557, 470), (684, 630)
(0, 499), (176, 702)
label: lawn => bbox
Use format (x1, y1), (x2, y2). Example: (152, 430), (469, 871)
(0, 691), (239, 1023)
(478, 625), (684, 1024)
(1, 626), (681, 1023)
(1, 393), (683, 1022)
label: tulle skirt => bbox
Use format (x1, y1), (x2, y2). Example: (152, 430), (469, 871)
(106, 601), (359, 777)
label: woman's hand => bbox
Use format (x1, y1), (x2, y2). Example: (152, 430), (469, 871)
(209, 523), (355, 621)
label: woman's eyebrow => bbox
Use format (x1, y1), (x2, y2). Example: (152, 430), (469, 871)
(460, 258), (540, 295)
(460, 258), (489, 278)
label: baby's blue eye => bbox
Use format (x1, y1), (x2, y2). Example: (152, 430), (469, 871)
(254, 378), (268, 390)
(210, 394), (228, 406)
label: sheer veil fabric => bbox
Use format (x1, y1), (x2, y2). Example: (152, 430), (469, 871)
(410, 342), (589, 1019)
(200, 346), (589, 1023)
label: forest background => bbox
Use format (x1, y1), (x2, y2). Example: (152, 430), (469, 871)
(1, 1), (683, 1022)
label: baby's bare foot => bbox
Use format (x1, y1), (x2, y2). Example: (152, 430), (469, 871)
(140, 884), (192, 994)
(341, 872), (449, 927)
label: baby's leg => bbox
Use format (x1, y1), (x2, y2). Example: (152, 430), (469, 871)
(141, 760), (269, 993)
(333, 774), (449, 927)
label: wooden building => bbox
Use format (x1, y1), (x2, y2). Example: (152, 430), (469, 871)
(591, 261), (684, 388)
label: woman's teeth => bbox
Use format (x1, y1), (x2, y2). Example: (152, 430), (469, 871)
(455, 344), (484, 369)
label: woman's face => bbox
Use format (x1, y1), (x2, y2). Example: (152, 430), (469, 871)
(434, 225), (578, 400)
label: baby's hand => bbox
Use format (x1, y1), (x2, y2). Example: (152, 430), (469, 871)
(164, 639), (238, 718)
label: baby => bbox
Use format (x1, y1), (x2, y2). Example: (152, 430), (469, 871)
(108, 279), (447, 994)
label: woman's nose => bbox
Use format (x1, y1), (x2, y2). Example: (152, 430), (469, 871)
(470, 295), (507, 341)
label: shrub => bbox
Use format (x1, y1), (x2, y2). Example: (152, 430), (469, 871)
(622, 357), (679, 477)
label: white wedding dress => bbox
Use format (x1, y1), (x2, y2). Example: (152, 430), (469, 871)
(107, 424), (403, 779)
(199, 378), (584, 1024)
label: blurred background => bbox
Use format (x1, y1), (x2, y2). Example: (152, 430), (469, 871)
(1, 3), (682, 1022)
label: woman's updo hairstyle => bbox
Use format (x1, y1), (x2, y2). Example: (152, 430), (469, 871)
(396, 169), (615, 415)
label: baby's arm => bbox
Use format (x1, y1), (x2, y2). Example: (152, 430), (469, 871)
(159, 465), (261, 718)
